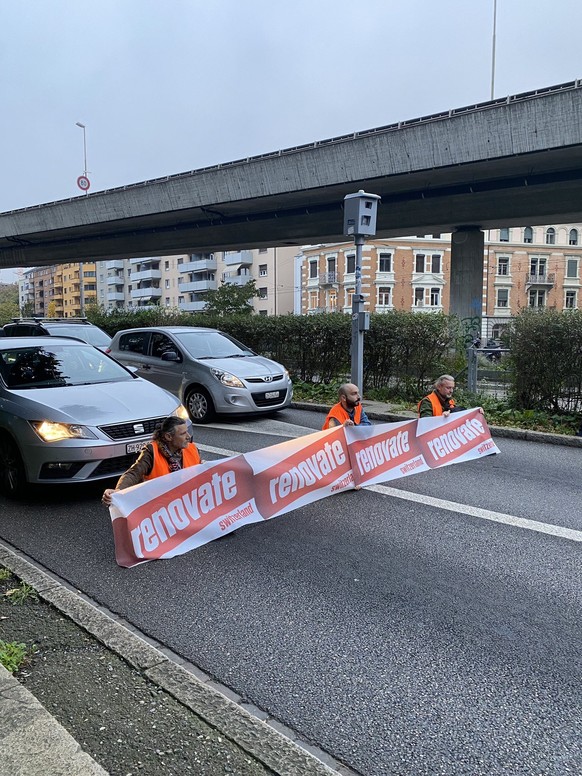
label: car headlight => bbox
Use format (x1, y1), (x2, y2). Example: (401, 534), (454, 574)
(174, 405), (190, 422)
(31, 421), (97, 442)
(210, 368), (244, 388)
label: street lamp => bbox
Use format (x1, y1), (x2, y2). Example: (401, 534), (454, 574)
(343, 190), (381, 390)
(75, 121), (89, 316)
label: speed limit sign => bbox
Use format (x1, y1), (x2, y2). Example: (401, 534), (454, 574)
(77, 175), (90, 192)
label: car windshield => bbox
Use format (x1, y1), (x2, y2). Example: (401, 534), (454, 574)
(0, 344), (133, 389)
(45, 325), (111, 347)
(175, 331), (254, 359)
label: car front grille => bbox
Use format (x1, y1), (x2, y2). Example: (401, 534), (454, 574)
(251, 390), (287, 408)
(99, 416), (167, 441)
(92, 454), (140, 477)
(246, 374), (284, 384)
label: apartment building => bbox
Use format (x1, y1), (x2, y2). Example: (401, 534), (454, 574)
(299, 224), (582, 337)
(18, 262), (97, 317)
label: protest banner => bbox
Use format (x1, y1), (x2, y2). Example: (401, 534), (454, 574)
(110, 409), (499, 567)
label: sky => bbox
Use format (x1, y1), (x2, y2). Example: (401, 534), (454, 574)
(1, 0), (582, 282)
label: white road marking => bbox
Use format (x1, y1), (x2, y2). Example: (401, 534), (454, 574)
(368, 484), (582, 543)
(198, 434), (582, 544)
(205, 419), (316, 438)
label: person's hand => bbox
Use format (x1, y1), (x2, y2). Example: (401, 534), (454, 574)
(102, 488), (116, 506)
(343, 419), (355, 426)
(443, 410), (451, 418)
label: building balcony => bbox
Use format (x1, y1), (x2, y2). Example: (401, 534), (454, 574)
(107, 275), (125, 285)
(180, 300), (208, 312)
(105, 260), (125, 270)
(224, 250), (253, 267)
(131, 287), (162, 300)
(319, 271), (339, 286)
(525, 273), (555, 288)
(180, 257), (217, 273)
(130, 269), (162, 282)
(107, 292), (126, 302)
(221, 271), (253, 286)
(130, 257), (160, 266)
(179, 279), (218, 293)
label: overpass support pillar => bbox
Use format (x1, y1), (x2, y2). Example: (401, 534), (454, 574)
(450, 226), (484, 328)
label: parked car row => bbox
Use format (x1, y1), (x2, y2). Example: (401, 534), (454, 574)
(0, 322), (293, 497)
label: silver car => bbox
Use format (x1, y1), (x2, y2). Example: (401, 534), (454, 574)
(107, 326), (293, 423)
(0, 337), (189, 497)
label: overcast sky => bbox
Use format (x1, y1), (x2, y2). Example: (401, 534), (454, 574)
(1, 0), (582, 282)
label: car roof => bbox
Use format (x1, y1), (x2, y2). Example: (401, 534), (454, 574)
(0, 336), (93, 349)
(116, 326), (219, 335)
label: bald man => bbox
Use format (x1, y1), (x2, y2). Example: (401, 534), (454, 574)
(323, 383), (371, 429)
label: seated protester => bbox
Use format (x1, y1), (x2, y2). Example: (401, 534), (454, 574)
(323, 383), (372, 429)
(418, 375), (466, 418)
(102, 416), (201, 506)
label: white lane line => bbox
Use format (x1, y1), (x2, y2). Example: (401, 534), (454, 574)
(368, 484), (582, 543)
(197, 442), (582, 543)
(205, 421), (315, 438)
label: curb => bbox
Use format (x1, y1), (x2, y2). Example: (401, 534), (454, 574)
(291, 401), (582, 448)
(0, 543), (356, 776)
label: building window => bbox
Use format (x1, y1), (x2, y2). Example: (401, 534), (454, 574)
(415, 254), (425, 273)
(165, 279), (170, 288)
(524, 227), (533, 244)
(327, 291), (337, 311)
(414, 288), (425, 306)
(308, 291), (318, 309)
(431, 254), (442, 273)
(565, 290), (577, 309)
(259, 264), (268, 277)
(497, 256), (510, 276)
(569, 229), (579, 246)
(346, 289), (355, 308)
(309, 260), (318, 279)
(378, 252), (392, 273)
(529, 289), (546, 307)
(545, 227), (556, 245)
(496, 288), (509, 308)
(430, 287), (441, 306)
(327, 257), (336, 274)
(258, 248), (268, 254)
(259, 309), (268, 316)
(377, 287), (392, 307)
(499, 227), (510, 242)
(492, 323), (508, 340)
(258, 287), (268, 299)
(566, 258), (579, 278)
(165, 261), (170, 270)
(530, 257), (547, 277)
(346, 254), (356, 274)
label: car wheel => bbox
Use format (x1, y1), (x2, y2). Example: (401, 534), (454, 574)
(0, 434), (27, 498)
(186, 387), (215, 424)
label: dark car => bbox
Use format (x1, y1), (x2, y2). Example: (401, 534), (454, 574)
(2, 318), (111, 351)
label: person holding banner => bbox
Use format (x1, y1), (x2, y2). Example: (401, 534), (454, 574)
(418, 375), (484, 418)
(101, 416), (202, 506)
(323, 383), (372, 429)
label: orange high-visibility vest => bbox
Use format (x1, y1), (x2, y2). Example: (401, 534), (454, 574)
(145, 441), (201, 480)
(417, 391), (455, 417)
(323, 402), (363, 430)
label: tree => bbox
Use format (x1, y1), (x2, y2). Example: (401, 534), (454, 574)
(201, 280), (259, 317)
(0, 283), (19, 324)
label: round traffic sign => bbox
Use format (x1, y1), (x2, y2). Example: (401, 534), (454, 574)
(77, 175), (90, 191)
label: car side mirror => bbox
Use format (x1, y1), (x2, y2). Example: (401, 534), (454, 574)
(161, 351), (180, 362)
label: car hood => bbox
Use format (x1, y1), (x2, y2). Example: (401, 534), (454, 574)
(5, 380), (179, 424)
(197, 355), (286, 378)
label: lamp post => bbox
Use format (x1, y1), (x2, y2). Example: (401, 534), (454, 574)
(490, 0), (497, 100)
(343, 190), (381, 390)
(75, 122), (88, 316)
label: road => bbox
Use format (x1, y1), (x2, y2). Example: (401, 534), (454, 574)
(1, 407), (580, 776)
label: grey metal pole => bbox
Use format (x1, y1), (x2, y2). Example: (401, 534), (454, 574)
(350, 235), (365, 388)
(75, 122), (88, 317)
(490, 0), (497, 100)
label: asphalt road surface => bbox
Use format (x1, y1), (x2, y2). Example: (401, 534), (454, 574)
(1, 407), (580, 776)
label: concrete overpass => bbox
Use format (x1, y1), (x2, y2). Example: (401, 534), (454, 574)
(3, 79), (582, 270)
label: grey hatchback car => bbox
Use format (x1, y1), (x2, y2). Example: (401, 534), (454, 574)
(107, 326), (293, 423)
(0, 337), (189, 497)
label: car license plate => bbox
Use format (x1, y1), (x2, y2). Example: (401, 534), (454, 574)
(126, 440), (147, 454)
(265, 391), (280, 399)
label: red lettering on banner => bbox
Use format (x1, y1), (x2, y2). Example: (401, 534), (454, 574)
(255, 427), (351, 518)
(126, 456), (254, 560)
(349, 427), (416, 486)
(417, 411), (489, 468)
